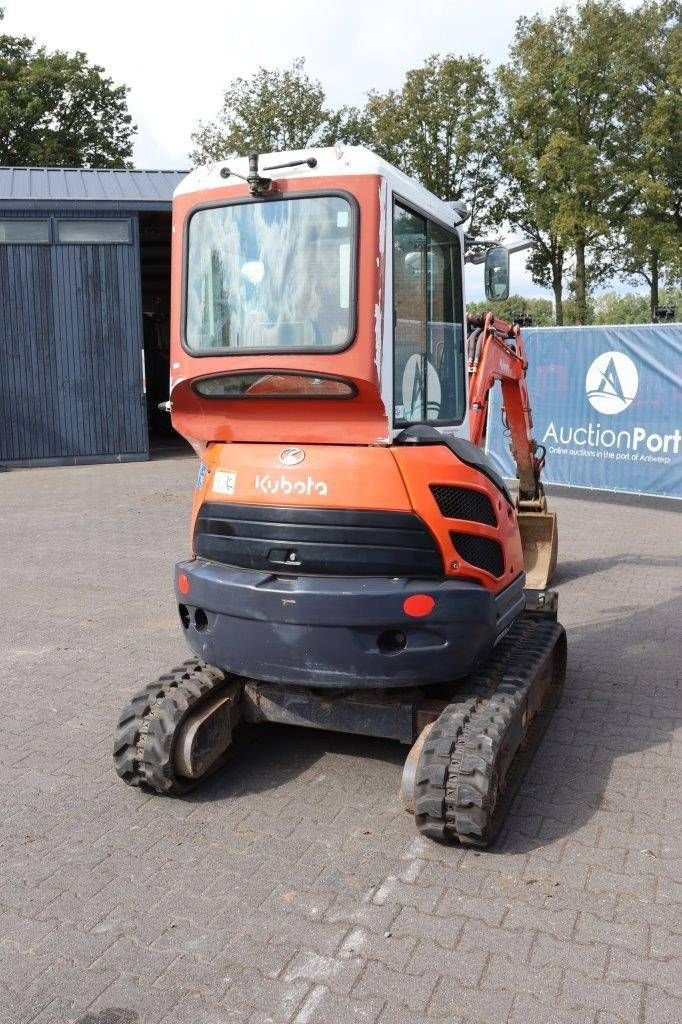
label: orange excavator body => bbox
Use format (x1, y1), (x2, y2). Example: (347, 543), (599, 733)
(165, 146), (555, 688)
(190, 440), (526, 599)
(170, 173), (388, 448)
(113, 147), (566, 848)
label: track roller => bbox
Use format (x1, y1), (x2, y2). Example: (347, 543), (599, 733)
(113, 659), (242, 795)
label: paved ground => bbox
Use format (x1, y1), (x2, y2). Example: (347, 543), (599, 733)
(1, 455), (680, 1024)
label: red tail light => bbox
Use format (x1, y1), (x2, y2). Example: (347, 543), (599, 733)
(403, 594), (435, 617)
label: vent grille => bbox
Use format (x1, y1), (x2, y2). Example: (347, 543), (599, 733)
(431, 485), (497, 526)
(195, 502), (444, 577)
(451, 532), (505, 578)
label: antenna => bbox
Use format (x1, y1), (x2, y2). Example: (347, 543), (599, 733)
(247, 153), (272, 197)
(218, 153), (273, 196)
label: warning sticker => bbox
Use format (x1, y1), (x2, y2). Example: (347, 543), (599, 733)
(212, 470), (237, 496)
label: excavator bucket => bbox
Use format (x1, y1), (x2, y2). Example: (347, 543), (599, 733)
(518, 509), (558, 589)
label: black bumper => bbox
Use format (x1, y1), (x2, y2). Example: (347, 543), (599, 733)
(175, 558), (526, 689)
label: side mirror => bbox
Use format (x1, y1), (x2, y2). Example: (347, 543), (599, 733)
(484, 246), (510, 301)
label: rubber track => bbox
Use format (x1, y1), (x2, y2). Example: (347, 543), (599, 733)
(414, 615), (566, 847)
(113, 659), (228, 795)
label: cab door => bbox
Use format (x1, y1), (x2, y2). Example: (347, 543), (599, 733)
(390, 198), (469, 439)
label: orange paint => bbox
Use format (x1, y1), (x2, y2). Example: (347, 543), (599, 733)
(391, 445), (523, 593)
(171, 159), (540, 600)
(170, 175), (388, 446)
(196, 442), (412, 512)
(186, 439), (522, 596)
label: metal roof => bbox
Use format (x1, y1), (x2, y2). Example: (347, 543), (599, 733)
(0, 166), (189, 210)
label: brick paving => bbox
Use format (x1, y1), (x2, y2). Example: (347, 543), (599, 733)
(0, 455), (680, 1024)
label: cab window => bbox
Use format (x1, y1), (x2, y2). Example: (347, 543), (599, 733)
(185, 195), (355, 353)
(393, 201), (465, 426)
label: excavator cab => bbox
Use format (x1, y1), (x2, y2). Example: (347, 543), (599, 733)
(168, 148), (470, 450)
(114, 147), (565, 847)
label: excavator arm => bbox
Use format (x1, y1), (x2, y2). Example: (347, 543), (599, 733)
(467, 311), (558, 589)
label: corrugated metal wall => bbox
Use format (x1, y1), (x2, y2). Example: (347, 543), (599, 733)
(0, 209), (148, 465)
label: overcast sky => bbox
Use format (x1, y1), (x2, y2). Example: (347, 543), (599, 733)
(4, 0), (641, 300)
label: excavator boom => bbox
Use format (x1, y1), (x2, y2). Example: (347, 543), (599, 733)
(467, 311), (558, 588)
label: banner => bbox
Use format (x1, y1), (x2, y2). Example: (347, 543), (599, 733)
(485, 324), (682, 499)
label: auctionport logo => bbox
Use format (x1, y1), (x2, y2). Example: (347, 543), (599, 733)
(540, 347), (679, 468)
(585, 351), (639, 415)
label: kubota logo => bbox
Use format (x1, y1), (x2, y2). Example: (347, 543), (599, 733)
(279, 447), (305, 466)
(585, 351), (639, 415)
(255, 474), (328, 496)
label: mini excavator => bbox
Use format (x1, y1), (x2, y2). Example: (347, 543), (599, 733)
(114, 147), (565, 846)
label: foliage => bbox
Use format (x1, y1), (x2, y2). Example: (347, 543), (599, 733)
(318, 104), (372, 148)
(191, 54), (499, 232)
(466, 295), (555, 326)
(495, 17), (570, 324)
(468, 286), (680, 326)
(593, 286), (681, 323)
(612, 3), (682, 311)
(191, 59), (333, 161)
(399, 54), (499, 225)
(561, 295), (597, 326)
(189, 4), (680, 316)
(0, 30), (134, 167)
(358, 55), (499, 232)
(497, 3), (637, 324)
(496, 1), (679, 325)
(592, 291), (651, 324)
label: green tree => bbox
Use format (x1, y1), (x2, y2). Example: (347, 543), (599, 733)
(496, 23), (570, 324)
(363, 55), (499, 232)
(317, 103), (372, 148)
(498, 1), (674, 326)
(191, 59), (335, 162)
(466, 294), (555, 325)
(613, 2), (682, 316)
(593, 285), (681, 323)
(0, 30), (134, 166)
(561, 294), (596, 325)
(190, 54), (499, 233)
(346, 88), (407, 166)
(593, 290), (650, 323)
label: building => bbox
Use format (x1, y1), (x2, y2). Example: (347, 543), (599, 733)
(0, 166), (188, 468)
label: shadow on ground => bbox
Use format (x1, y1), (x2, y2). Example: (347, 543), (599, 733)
(192, 723), (406, 803)
(181, 590), (679, 856)
(554, 551), (682, 584)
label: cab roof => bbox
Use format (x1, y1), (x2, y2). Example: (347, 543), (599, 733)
(175, 145), (464, 231)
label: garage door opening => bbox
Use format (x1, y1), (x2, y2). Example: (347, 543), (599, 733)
(139, 211), (190, 455)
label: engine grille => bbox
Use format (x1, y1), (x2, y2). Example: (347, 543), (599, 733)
(431, 485), (497, 526)
(195, 502), (444, 577)
(451, 531), (505, 578)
